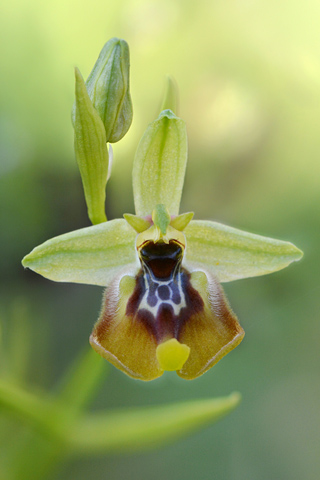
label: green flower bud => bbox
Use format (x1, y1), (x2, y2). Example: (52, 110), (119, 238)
(84, 37), (133, 143)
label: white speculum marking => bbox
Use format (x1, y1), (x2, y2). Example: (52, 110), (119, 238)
(137, 239), (187, 318)
(139, 269), (186, 317)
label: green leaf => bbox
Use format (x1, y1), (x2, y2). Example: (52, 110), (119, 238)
(133, 109), (188, 216)
(74, 67), (109, 225)
(68, 392), (241, 454)
(22, 219), (138, 286)
(0, 379), (50, 430)
(184, 220), (303, 282)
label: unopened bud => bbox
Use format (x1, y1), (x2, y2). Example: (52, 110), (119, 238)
(84, 37), (133, 143)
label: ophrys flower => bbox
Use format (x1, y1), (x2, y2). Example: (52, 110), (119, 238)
(22, 39), (303, 380)
(22, 106), (302, 380)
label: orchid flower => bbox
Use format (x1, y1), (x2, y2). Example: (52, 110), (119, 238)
(22, 40), (303, 381)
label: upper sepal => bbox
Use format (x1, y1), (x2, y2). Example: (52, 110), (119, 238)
(184, 220), (303, 282)
(132, 109), (188, 217)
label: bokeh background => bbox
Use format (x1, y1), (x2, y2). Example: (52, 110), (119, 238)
(1, 0), (319, 479)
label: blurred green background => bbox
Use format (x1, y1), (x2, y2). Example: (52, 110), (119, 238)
(1, 0), (319, 479)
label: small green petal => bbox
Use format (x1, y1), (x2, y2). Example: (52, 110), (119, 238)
(69, 393), (241, 453)
(152, 204), (171, 235)
(133, 109), (188, 216)
(184, 220), (303, 282)
(22, 219), (137, 286)
(123, 213), (151, 233)
(74, 67), (109, 225)
(170, 212), (194, 231)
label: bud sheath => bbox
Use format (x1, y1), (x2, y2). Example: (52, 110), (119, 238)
(74, 67), (109, 224)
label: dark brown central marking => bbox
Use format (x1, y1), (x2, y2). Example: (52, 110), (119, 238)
(140, 241), (183, 280)
(126, 240), (204, 342)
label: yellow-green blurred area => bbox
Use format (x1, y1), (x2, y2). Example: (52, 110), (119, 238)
(1, 0), (319, 479)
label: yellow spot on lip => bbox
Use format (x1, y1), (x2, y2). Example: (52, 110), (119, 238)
(156, 338), (190, 371)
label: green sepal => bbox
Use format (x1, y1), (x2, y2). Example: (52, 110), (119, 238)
(68, 393), (241, 453)
(152, 204), (171, 235)
(133, 109), (188, 217)
(123, 213), (151, 233)
(22, 219), (138, 286)
(170, 212), (194, 231)
(184, 220), (303, 282)
(74, 67), (109, 225)
(160, 75), (179, 115)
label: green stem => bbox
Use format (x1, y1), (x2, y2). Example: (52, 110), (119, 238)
(9, 433), (67, 480)
(56, 347), (106, 420)
(0, 349), (107, 480)
(0, 380), (51, 431)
